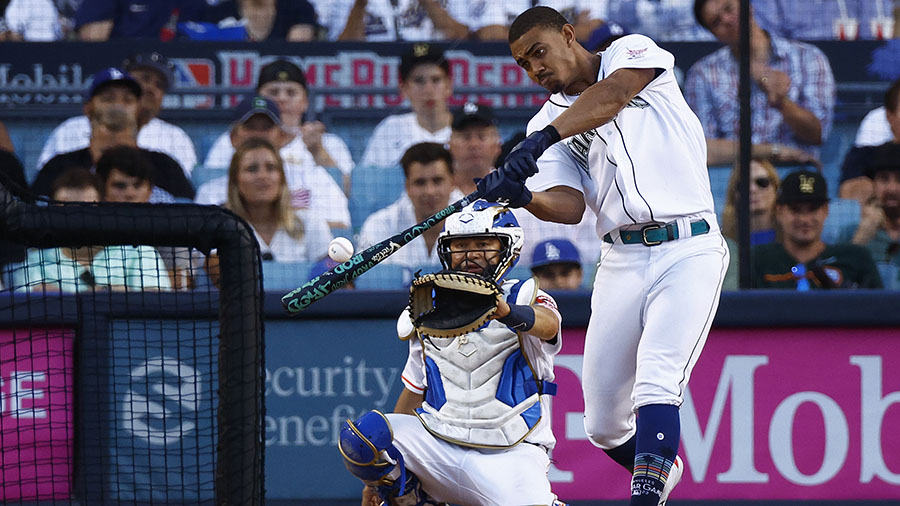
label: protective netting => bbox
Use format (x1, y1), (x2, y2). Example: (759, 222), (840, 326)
(0, 172), (264, 505)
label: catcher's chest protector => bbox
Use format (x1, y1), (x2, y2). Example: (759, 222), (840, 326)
(416, 278), (551, 449)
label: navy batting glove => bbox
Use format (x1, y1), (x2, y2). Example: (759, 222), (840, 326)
(475, 171), (532, 208)
(503, 125), (561, 180)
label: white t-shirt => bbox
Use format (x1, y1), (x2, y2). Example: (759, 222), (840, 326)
(854, 106), (894, 147)
(38, 116), (198, 177)
(194, 161), (350, 228)
(254, 210), (333, 262)
(202, 130), (355, 175)
(525, 34), (716, 239)
(4, 0), (60, 40)
(357, 189), (464, 269)
(312, 0), (492, 41)
(359, 112), (451, 168)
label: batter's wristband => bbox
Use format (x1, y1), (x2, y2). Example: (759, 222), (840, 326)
(498, 304), (536, 332)
(541, 125), (562, 145)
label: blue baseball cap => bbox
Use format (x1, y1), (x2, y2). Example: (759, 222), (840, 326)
(86, 67), (143, 100)
(531, 239), (581, 269)
(232, 95), (281, 125)
(586, 21), (630, 52)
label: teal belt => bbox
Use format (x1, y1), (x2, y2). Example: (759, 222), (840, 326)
(603, 219), (710, 246)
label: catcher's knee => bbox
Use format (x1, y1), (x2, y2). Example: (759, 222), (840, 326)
(339, 410), (439, 505)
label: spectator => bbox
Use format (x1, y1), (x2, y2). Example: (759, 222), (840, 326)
(447, 101), (601, 265)
(686, 0), (835, 166)
(721, 158), (781, 245)
(530, 239), (584, 290)
(534, 0), (608, 42)
(226, 138), (332, 262)
(39, 61), (197, 179)
(0, 122), (27, 274)
(448, 102), (502, 195)
(33, 105), (195, 201)
(752, 169), (882, 289)
(199, 0), (318, 41)
(195, 95), (350, 228)
(95, 146), (192, 289)
(584, 19), (629, 52)
(317, 0), (472, 41)
(358, 142), (460, 270)
(840, 78), (900, 203)
(358, 43), (452, 169)
(753, 0), (893, 41)
(841, 143), (900, 289)
(12, 167), (172, 292)
(75, 0), (206, 40)
(608, 0), (713, 42)
(853, 78), (900, 149)
(204, 59), (353, 190)
(1, 0), (61, 40)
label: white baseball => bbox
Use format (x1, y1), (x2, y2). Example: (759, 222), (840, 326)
(328, 237), (354, 263)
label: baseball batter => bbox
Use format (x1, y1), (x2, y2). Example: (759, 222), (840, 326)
(339, 202), (567, 506)
(476, 7), (730, 505)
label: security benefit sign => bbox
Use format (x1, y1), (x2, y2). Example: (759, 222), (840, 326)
(108, 320), (217, 503)
(0, 327), (74, 502)
(264, 319), (408, 500)
(550, 327), (900, 500)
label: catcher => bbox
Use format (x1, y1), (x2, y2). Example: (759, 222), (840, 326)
(339, 200), (566, 506)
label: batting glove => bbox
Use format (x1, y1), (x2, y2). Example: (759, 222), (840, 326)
(475, 170), (532, 208)
(503, 125), (561, 180)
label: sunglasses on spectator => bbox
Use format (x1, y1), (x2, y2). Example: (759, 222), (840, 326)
(754, 177), (771, 189)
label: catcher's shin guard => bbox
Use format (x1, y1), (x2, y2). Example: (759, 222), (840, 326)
(339, 410), (440, 505)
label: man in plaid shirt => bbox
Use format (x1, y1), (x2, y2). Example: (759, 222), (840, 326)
(685, 0), (835, 167)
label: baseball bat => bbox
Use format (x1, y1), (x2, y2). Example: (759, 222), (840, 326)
(281, 189), (482, 314)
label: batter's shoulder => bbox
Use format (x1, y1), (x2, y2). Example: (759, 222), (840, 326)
(526, 99), (568, 135)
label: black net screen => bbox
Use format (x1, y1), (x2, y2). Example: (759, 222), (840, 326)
(0, 176), (264, 505)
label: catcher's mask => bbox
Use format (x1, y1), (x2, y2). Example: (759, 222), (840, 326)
(437, 200), (524, 282)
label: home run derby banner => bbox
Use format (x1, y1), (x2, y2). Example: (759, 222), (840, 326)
(0, 327), (74, 502)
(270, 321), (900, 500)
(0, 40), (889, 109)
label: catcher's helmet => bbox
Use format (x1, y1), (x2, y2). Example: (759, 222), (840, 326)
(437, 200), (524, 282)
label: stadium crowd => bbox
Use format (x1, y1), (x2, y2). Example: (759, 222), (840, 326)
(1, 0), (899, 292)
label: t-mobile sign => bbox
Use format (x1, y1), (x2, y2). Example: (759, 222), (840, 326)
(0, 328), (74, 501)
(549, 327), (900, 500)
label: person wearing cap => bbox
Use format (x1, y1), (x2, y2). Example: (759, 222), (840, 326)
(38, 56), (197, 178)
(358, 43), (453, 169)
(203, 59), (354, 190)
(752, 169), (882, 289)
(195, 95), (350, 229)
(584, 20), (629, 52)
(840, 143), (900, 288)
(448, 102), (502, 194)
(530, 239), (584, 290)
(33, 103), (195, 202)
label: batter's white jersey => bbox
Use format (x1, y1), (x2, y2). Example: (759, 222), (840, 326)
(525, 34), (718, 239)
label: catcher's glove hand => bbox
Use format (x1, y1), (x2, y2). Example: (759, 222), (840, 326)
(408, 270), (503, 338)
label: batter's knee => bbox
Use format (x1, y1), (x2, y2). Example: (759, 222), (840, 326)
(584, 416), (635, 450)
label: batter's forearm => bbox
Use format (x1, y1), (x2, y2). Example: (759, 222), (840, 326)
(549, 82), (627, 138)
(524, 187), (585, 224)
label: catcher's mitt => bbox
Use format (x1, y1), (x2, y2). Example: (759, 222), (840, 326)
(408, 270), (503, 338)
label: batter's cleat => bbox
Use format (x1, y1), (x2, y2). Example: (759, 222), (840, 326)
(658, 455), (683, 506)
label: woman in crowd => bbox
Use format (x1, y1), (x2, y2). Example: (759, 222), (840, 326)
(225, 138), (332, 262)
(722, 158), (781, 246)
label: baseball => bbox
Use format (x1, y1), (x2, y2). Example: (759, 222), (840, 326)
(328, 237), (354, 263)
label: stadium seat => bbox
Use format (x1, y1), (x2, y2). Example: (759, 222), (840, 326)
(349, 165), (405, 231)
(261, 261), (314, 292)
(353, 263), (410, 290)
(191, 165), (226, 189)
